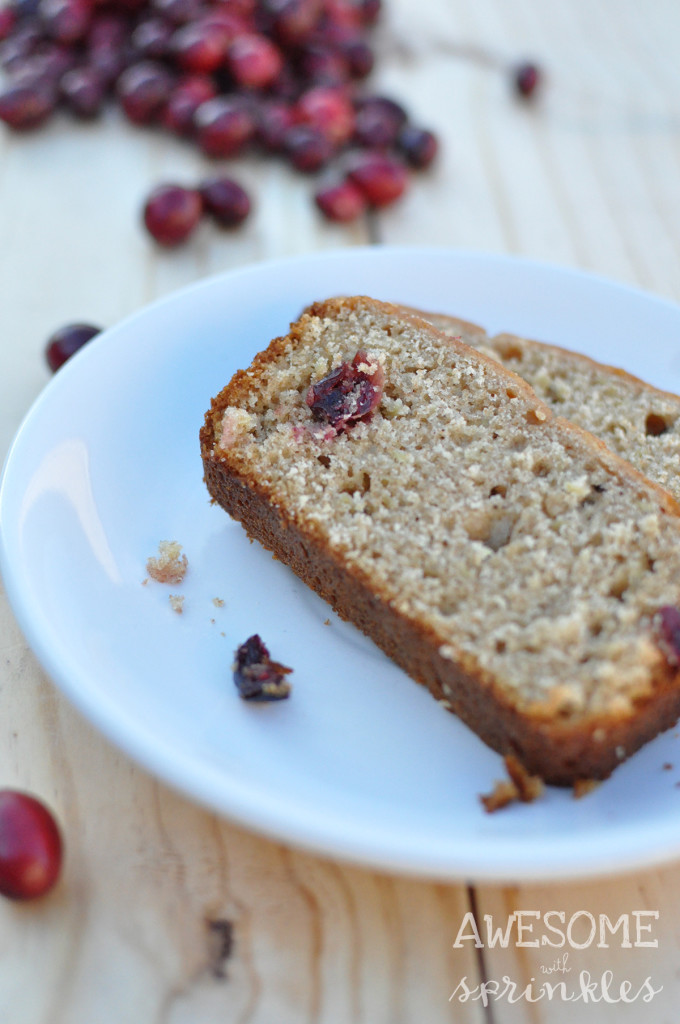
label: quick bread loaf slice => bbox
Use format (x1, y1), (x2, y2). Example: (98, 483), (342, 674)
(201, 296), (680, 785)
(415, 308), (680, 504)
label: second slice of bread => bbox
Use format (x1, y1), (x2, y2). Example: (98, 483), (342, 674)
(417, 309), (680, 504)
(201, 297), (680, 785)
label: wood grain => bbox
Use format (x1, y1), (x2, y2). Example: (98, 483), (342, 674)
(2, 0), (680, 1020)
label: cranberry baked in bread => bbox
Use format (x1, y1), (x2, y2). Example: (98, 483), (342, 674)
(201, 296), (680, 785)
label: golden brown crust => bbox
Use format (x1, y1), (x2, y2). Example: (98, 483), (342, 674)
(200, 296), (680, 785)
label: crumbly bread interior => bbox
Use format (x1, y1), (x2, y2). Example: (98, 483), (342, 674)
(207, 298), (680, 723)
(423, 312), (680, 504)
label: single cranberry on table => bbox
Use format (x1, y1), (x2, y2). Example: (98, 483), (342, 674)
(0, 789), (63, 901)
(45, 322), (102, 371)
(347, 152), (409, 207)
(143, 183), (203, 245)
(397, 124), (438, 169)
(314, 177), (366, 222)
(199, 175), (251, 227)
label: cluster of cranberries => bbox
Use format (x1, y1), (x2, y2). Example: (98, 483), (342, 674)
(0, 789), (63, 901)
(0, 0), (446, 238)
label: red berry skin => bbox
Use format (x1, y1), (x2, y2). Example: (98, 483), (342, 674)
(45, 322), (102, 371)
(295, 85), (354, 145)
(514, 61), (541, 99)
(397, 125), (438, 169)
(161, 74), (216, 136)
(117, 61), (174, 125)
(0, 790), (63, 901)
(200, 176), (251, 227)
(170, 21), (230, 74)
(284, 122), (334, 172)
(0, 7), (17, 42)
(143, 184), (203, 246)
(0, 82), (55, 130)
(228, 33), (283, 89)
(193, 96), (256, 158)
(315, 178), (366, 222)
(347, 154), (409, 208)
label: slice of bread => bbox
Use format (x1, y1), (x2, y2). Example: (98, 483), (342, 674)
(415, 309), (680, 504)
(200, 296), (680, 785)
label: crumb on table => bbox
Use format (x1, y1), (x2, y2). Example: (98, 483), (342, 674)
(146, 541), (188, 584)
(169, 595), (185, 614)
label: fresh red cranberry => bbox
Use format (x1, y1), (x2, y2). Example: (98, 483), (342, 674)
(314, 177), (366, 221)
(284, 122), (334, 171)
(45, 322), (102, 370)
(38, 0), (92, 43)
(199, 175), (251, 226)
(322, 0), (362, 31)
(265, 0), (322, 46)
(353, 94), (407, 148)
(143, 183), (203, 245)
(347, 153), (409, 207)
(307, 349), (384, 432)
(298, 43), (348, 85)
(514, 61), (541, 99)
(397, 125), (438, 169)
(341, 37), (373, 78)
(295, 84), (354, 145)
(193, 95), (256, 157)
(87, 12), (129, 51)
(130, 16), (174, 59)
(655, 606), (680, 665)
(0, 22), (42, 70)
(161, 73), (215, 135)
(0, 81), (55, 128)
(198, 7), (248, 38)
(170, 21), (230, 73)
(254, 96), (294, 151)
(60, 65), (105, 117)
(10, 0), (42, 18)
(0, 7), (17, 41)
(228, 32), (283, 89)
(233, 634), (292, 701)
(360, 0), (381, 25)
(0, 790), (63, 901)
(117, 60), (174, 124)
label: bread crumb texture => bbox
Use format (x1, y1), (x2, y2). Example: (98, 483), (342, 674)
(146, 540), (188, 584)
(207, 298), (680, 723)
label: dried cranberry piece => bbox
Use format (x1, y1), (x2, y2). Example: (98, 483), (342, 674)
(655, 606), (680, 666)
(233, 634), (292, 701)
(306, 349), (384, 433)
(514, 61), (541, 99)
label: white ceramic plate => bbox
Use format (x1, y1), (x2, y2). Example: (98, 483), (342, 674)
(4, 247), (680, 883)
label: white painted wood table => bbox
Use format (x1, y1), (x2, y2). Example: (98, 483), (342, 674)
(2, 0), (680, 1020)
